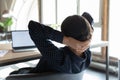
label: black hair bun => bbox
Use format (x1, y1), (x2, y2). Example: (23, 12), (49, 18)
(82, 12), (94, 25)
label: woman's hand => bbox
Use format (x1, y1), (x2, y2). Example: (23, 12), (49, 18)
(63, 36), (91, 56)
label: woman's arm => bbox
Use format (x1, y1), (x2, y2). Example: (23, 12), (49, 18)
(28, 20), (65, 65)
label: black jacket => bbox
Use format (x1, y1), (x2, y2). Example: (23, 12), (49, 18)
(28, 20), (92, 73)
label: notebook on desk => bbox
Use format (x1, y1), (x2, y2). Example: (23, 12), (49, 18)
(11, 30), (37, 52)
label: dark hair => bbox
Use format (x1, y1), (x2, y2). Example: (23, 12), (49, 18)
(61, 14), (93, 41)
(82, 12), (94, 25)
(82, 12), (94, 30)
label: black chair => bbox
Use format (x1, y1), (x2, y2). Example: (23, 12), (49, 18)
(6, 72), (84, 80)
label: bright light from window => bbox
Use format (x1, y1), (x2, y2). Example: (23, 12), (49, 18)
(11, 0), (39, 30)
(57, 0), (77, 25)
(42, 0), (101, 26)
(80, 0), (100, 23)
(41, 0), (56, 24)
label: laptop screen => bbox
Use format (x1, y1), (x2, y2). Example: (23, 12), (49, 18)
(11, 30), (36, 49)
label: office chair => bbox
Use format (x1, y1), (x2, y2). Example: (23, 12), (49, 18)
(6, 72), (84, 80)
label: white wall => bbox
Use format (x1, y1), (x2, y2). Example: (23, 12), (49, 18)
(109, 0), (120, 58)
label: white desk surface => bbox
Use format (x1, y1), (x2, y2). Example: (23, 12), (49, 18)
(90, 41), (108, 48)
(52, 40), (109, 48)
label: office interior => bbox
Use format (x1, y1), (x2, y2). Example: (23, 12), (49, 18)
(0, 0), (120, 80)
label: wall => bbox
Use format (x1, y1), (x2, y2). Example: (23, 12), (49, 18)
(109, 0), (120, 58)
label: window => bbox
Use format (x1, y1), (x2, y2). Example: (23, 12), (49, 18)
(79, 0), (102, 27)
(57, 0), (77, 24)
(41, 0), (102, 27)
(41, 0), (56, 24)
(11, 0), (39, 30)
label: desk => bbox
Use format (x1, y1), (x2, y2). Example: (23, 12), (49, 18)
(0, 44), (41, 66)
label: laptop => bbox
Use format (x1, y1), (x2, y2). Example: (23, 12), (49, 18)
(11, 30), (37, 52)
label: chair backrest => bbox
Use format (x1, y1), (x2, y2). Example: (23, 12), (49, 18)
(6, 72), (84, 80)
